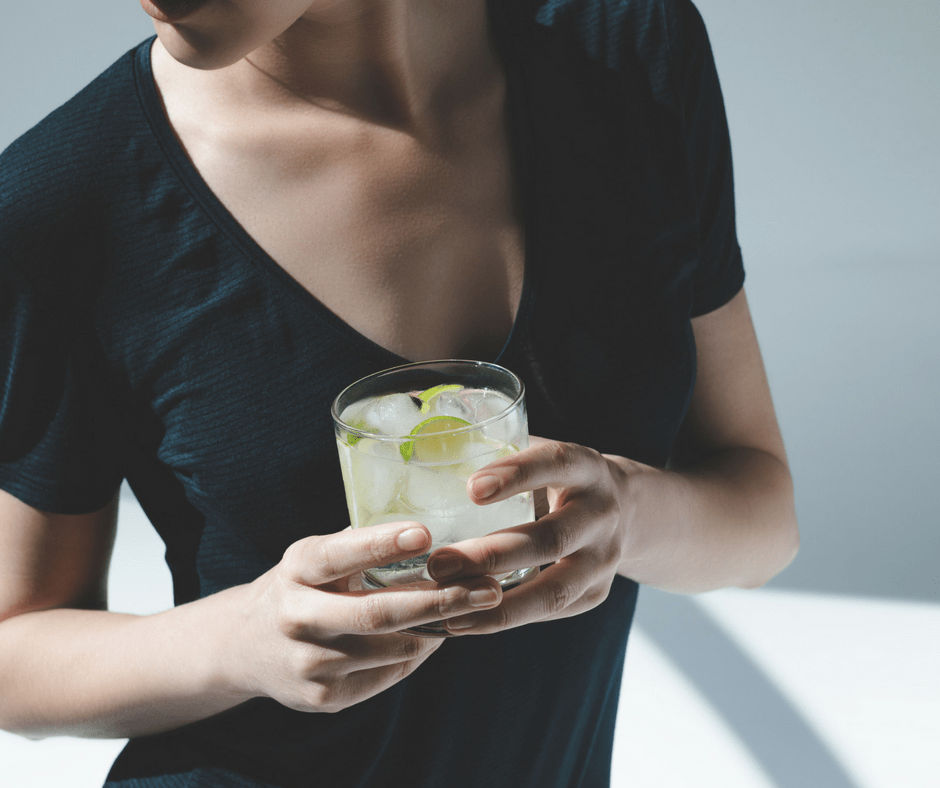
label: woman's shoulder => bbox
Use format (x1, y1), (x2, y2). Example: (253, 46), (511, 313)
(1, 41), (152, 224)
(4, 43), (150, 165)
(518, 0), (703, 30)
(0, 40), (158, 297)
(512, 0), (709, 81)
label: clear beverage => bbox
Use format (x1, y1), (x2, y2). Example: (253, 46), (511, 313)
(332, 361), (537, 634)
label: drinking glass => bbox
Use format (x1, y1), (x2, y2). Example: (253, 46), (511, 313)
(332, 360), (537, 635)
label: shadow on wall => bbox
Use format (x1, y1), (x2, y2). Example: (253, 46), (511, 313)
(634, 262), (940, 786)
(746, 261), (940, 606)
(688, 0), (940, 608)
(635, 591), (860, 788)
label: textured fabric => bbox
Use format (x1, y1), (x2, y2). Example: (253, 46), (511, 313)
(0, 1), (743, 786)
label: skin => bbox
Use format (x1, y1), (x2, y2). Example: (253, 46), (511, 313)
(147, 0), (523, 362)
(0, 0), (797, 738)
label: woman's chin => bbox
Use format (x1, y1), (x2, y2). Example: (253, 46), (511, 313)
(154, 24), (253, 71)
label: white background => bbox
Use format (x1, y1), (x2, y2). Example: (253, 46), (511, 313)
(2, 1), (938, 786)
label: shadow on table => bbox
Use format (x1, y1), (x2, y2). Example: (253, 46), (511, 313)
(635, 589), (859, 788)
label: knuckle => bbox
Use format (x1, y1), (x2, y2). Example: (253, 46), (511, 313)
(309, 539), (340, 581)
(545, 580), (573, 616)
(275, 599), (305, 641)
(484, 601), (512, 633)
(395, 658), (417, 684)
(307, 682), (337, 713)
(365, 531), (398, 568)
(288, 641), (326, 681)
(600, 534), (623, 568)
(398, 633), (426, 661)
(546, 441), (574, 476)
(601, 480), (622, 509)
(280, 541), (304, 579)
(580, 447), (606, 479)
(582, 583), (611, 610)
(472, 540), (503, 575)
(435, 586), (459, 618)
(543, 522), (574, 560)
(351, 593), (390, 633)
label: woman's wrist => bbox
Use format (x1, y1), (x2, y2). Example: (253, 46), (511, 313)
(608, 448), (797, 592)
(174, 581), (264, 708)
(605, 455), (682, 575)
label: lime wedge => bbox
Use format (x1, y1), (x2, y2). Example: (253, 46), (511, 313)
(400, 415), (472, 462)
(416, 383), (463, 414)
(340, 419), (368, 446)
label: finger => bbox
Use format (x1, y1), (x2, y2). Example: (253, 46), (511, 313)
(284, 522), (432, 586)
(321, 631), (444, 671)
(324, 576), (505, 636)
(442, 557), (600, 635)
(426, 497), (601, 582)
(308, 644), (443, 713)
(334, 646), (442, 708)
(466, 439), (605, 505)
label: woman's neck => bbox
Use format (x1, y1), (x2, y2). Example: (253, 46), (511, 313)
(233, 0), (496, 132)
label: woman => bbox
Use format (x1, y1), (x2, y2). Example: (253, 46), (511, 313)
(0, 0), (798, 785)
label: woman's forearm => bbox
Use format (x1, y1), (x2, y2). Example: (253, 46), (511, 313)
(0, 586), (254, 740)
(0, 519), (497, 741)
(613, 447), (799, 593)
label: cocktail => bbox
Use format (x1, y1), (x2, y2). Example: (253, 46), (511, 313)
(332, 360), (536, 634)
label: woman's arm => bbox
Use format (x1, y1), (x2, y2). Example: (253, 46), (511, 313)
(616, 286), (798, 592)
(0, 490), (256, 739)
(613, 448), (796, 593)
(0, 489), (502, 740)
(0, 488), (252, 738)
(426, 288), (799, 632)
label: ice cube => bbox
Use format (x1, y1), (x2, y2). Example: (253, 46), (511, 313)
(429, 390), (474, 421)
(460, 493), (535, 539)
(448, 433), (499, 467)
(465, 389), (511, 423)
(340, 401), (368, 426)
(361, 393), (422, 437)
(366, 439), (406, 463)
(482, 408), (523, 446)
(352, 441), (405, 514)
(497, 492), (534, 530)
(457, 445), (502, 475)
(418, 513), (460, 549)
(402, 466), (471, 514)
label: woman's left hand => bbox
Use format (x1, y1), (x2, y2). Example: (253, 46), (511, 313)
(425, 436), (629, 634)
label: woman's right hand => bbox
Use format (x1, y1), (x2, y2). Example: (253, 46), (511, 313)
(227, 522), (502, 714)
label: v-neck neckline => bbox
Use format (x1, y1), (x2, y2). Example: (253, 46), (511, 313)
(133, 0), (539, 367)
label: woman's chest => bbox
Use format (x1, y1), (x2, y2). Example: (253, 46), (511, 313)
(175, 108), (525, 362)
(103, 41), (707, 535)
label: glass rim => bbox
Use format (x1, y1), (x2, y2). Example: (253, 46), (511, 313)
(331, 359), (526, 442)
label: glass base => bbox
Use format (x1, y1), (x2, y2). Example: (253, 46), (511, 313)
(360, 565), (539, 637)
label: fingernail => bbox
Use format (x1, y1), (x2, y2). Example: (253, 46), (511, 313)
(397, 528), (428, 552)
(446, 615), (476, 630)
(470, 475), (500, 499)
(429, 554), (463, 580)
(468, 586), (499, 607)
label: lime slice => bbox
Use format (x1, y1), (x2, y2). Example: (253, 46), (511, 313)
(341, 419), (368, 446)
(400, 415), (472, 462)
(416, 383), (463, 414)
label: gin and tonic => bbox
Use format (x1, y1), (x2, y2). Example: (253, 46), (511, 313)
(332, 361), (536, 633)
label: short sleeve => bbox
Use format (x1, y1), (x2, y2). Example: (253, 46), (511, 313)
(0, 259), (124, 514)
(667, 0), (745, 316)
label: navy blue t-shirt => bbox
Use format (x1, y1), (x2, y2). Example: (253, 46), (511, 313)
(0, 1), (743, 785)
